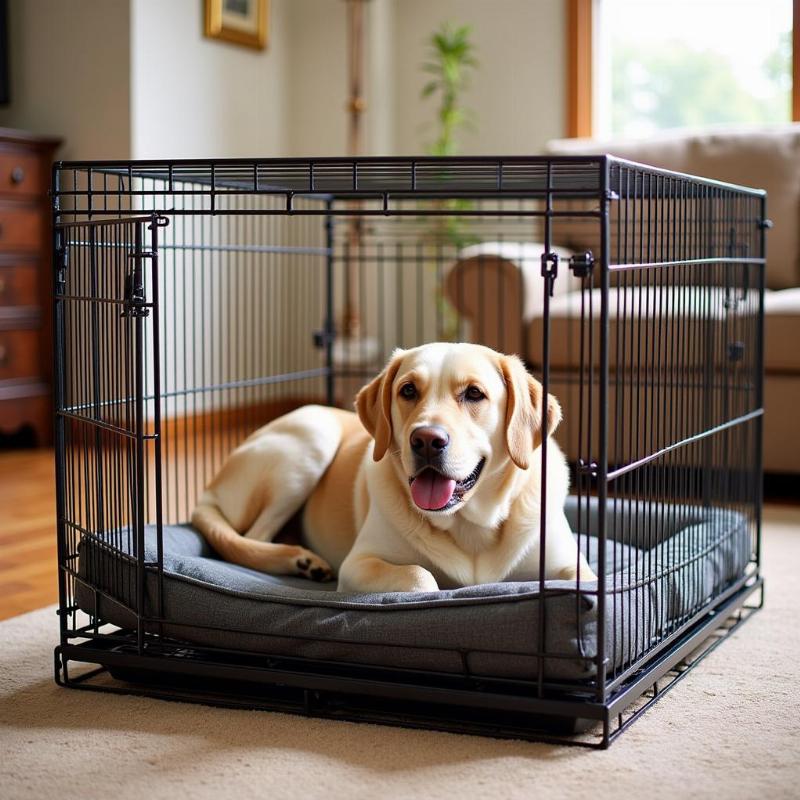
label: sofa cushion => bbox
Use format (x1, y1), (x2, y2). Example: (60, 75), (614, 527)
(547, 125), (800, 290)
(526, 286), (798, 374)
(527, 286), (764, 467)
(764, 374), (800, 472)
(527, 285), (759, 370)
(764, 288), (800, 372)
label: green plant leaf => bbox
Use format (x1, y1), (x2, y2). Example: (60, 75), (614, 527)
(421, 81), (438, 98)
(419, 20), (478, 158)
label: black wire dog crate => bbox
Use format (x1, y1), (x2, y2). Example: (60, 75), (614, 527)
(51, 156), (765, 747)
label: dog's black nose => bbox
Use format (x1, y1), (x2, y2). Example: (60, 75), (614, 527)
(410, 425), (450, 460)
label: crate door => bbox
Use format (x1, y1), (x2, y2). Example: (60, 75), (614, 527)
(54, 216), (164, 646)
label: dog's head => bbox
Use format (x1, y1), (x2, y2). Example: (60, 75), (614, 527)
(355, 343), (561, 517)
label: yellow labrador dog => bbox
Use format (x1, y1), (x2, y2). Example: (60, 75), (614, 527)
(191, 343), (595, 592)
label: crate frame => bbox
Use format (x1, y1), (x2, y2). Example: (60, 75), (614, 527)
(50, 155), (766, 748)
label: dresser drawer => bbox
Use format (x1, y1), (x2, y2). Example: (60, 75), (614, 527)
(0, 263), (38, 306)
(0, 329), (40, 380)
(0, 386), (50, 444)
(0, 205), (43, 252)
(0, 151), (44, 197)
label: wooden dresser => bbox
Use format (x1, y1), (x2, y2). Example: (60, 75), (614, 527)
(0, 128), (61, 446)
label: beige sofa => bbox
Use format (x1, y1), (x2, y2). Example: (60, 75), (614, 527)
(447, 125), (800, 474)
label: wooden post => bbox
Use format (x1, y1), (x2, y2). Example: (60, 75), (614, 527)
(343, 0), (368, 339)
(793, 0), (800, 121)
(566, 0), (593, 139)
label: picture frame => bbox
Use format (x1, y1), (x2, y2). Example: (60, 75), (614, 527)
(204, 0), (269, 51)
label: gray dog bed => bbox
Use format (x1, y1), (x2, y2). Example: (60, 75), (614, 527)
(77, 496), (751, 682)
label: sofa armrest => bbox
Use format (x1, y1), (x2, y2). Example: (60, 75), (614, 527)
(445, 241), (579, 358)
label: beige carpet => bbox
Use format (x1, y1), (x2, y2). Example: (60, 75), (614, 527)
(2, 505), (799, 800)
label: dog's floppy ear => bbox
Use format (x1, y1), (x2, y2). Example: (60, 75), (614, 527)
(500, 355), (562, 470)
(533, 389), (562, 453)
(355, 350), (404, 461)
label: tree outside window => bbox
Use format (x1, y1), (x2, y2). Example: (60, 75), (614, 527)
(594, 0), (793, 138)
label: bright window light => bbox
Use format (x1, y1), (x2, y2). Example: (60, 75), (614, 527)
(595, 0), (793, 138)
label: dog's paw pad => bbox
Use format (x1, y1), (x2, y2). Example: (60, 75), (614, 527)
(294, 553), (332, 581)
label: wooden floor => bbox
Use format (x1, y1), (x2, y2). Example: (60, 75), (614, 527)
(0, 403), (301, 622)
(0, 449), (57, 621)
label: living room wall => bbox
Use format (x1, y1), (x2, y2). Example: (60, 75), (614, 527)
(0, 0), (131, 160)
(282, 0), (395, 156)
(390, 0), (566, 155)
(0, 0), (568, 159)
(130, 0), (290, 159)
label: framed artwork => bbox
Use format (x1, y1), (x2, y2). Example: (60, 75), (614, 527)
(204, 0), (269, 50)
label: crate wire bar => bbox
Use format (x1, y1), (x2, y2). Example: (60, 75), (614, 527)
(51, 155), (765, 747)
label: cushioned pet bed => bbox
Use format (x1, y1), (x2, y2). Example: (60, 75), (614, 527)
(77, 497), (751, 682)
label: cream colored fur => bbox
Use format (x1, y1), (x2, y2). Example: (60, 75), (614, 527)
(191, 343), (596, 592)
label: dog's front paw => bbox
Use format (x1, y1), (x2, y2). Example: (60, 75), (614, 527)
(555, 564), (598, 583)
(399, 566), (440, 593)
(293, 550), (334, 582)
(337, 558), (439, 593)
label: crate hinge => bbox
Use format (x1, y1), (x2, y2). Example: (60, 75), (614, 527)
(122, 250), (153, 318)
(541, 251), (559, 297)
(313, 329), (335, 349)
(148, 214), (170, 230)
(55, 232), (69, 294)
(569, 250), (595, 279)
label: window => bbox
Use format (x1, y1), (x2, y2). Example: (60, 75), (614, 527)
(567, 0), (797, 138)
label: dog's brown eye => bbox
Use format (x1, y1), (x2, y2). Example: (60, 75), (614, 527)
(400, 382), (417, 400)
(464, 386), (485, 402)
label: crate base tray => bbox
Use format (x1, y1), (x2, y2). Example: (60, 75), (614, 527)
(56, 576), (762, 748)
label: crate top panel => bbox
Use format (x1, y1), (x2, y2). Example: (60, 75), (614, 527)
(52, 155), (765, 203)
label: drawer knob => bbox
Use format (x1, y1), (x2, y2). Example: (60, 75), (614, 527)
(0, 343), (7, 365)
(10, 166), (24, 185)
(0, 277), (5, 296)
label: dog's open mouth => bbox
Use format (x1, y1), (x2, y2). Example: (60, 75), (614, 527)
(408, 458), (486, 512)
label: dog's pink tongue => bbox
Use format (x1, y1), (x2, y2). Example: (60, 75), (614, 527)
(410, 471), (456, 510)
